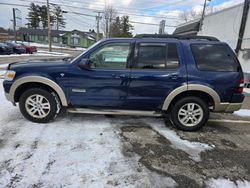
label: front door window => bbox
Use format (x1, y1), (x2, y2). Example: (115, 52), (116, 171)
(89, 43), (131, 69)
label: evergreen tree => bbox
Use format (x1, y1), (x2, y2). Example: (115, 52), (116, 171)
(120, 16), (133, 37)
(53, 5), (66, 30)
(26, 3), (40, 28)
(39, 5), (48, 29)
(110, 16), (121, 37)
(39, 5), (55, 29)
(109, 15), (133, 37)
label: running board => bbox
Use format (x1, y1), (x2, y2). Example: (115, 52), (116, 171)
(67, 108), (163, 117)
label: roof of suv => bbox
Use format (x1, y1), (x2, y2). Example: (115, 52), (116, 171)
(134, 34), (219, 41)
(100, 35), (221, 44)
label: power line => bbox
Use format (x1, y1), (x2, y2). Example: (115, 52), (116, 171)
(0, 1), (177, 28)
(0, 2), (29, 8)
(130, 21), (176, 27)
(60, 0), (186, 13)
(18, 0), (183, 20)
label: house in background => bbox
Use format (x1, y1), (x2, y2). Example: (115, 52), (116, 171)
(17, 28), (97, 48)
(0, 27), (14, 41)
(62, 30), (96, 48)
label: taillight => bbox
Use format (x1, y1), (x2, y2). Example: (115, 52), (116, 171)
(235, 77), (244, 93)
(16, 45), (22, 49)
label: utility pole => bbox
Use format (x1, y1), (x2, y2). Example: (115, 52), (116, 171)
(47, 0), (52, 52)
(236, 0), (250, 55)
(12, 8), (17, 43)
(158, 20), (166, 34)
(96, 12), (102, 41)
(199, 0), (211, 31)
(105, 13), (109, 38)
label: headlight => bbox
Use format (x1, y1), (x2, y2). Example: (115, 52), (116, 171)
(5, 70), (16, 81)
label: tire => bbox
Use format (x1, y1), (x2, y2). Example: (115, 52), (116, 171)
(170, 96), (209, 131)
(19, 88), (59, 123)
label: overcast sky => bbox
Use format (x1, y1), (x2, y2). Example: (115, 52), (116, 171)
(0, 0), (244, 34)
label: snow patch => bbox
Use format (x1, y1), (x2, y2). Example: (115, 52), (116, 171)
(147, 120), (214, 162)
(0, 51), (70, 58)
(0, 80), (176, 187)
(206, 178), (250, 188)
(0, 70), (5, 79)
(18, 41), (85, 51)
(244, 88), (250, 94)
(234, 109), (250, 117)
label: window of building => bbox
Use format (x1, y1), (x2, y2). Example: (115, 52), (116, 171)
(38, 35), (45, 41)
(53, 37), (58, 43)
(71, 33), (80, 45)
(191, 44), (239, 72)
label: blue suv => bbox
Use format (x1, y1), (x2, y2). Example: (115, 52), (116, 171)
(3, 35), (245, 131)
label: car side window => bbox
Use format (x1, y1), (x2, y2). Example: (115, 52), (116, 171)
(89, 43), (130, 69)
(136, 43), (179, 70)
(191, 44), (239, 72)
(166, 43), (180, 69)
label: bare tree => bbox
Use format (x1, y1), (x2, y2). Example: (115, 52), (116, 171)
(102, 6), (117, 38)
(179, 11), (189, 23)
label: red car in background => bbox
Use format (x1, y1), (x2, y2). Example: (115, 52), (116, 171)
(18, 43), (37, 54)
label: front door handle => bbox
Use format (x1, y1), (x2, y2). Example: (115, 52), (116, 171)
(112, 74), (127, 79)
(170, 74), (178, 80)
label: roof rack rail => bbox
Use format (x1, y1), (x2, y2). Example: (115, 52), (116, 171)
(134, 34), (219, 41)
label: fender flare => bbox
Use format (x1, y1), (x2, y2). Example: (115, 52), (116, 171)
(162, 84), (221, 111)
(10, 76), (68, 106)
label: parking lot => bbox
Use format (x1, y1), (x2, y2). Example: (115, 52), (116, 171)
(0, 47), (81, 65)
(0, 74), (249, 187)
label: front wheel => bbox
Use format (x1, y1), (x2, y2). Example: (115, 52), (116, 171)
(19, 88), (59, 123)
(170, 96), (209, 131)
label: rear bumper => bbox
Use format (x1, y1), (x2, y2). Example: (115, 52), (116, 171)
(213, 93), (244, 113)
(214, 102), (243, 113)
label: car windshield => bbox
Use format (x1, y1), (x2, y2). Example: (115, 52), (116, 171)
(70, 40), (103, 64)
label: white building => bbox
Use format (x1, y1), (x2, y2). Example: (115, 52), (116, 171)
(198, 3), (250, 73)
(173, 2), (250, 77)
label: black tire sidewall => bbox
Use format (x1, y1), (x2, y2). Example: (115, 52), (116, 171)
(171, 96), (209, 131)
(19, 88), (58, 123)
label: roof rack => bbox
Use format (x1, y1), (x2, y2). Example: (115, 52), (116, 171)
(134, 34), (219, 41)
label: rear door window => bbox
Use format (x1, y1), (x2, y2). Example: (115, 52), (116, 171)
(135, 43), (179, 70)
(191, 44), (239, 72)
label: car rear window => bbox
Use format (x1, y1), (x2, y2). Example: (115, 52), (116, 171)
(191, 44), (239, 72)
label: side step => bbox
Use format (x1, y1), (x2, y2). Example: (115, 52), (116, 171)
(67, 108), (163, 117)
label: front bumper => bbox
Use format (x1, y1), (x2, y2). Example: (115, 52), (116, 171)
(5, 92), (16, 106)
(5, 92), (13, 102)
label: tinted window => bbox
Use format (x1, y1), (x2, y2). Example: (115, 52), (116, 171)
(166, 43), (179, 69)
(191, 44), (239, 72)
(137, 43), (179, 69)
(89, 43), (130, 69)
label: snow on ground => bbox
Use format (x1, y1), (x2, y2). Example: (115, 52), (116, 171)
(0, 80), (176, 187)
(0, 70), (5, 79)
(244, 88), (250, 94)
(206, 178), (250, 188)
(0, 51), (70, 58)
(20, 41), (86, 51)
(234, 109), (250, 117)
(146, 119), (214, 162)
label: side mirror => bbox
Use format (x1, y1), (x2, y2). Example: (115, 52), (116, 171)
(78, 59), (92, 69)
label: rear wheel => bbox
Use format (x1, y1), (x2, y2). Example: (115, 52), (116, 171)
(19, 88), (60, 123)
(170, 96), (209, 131)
